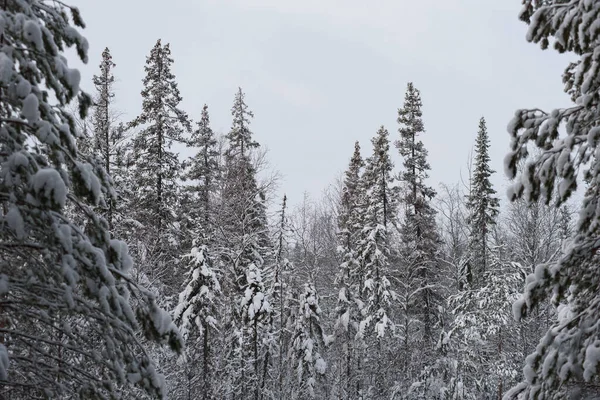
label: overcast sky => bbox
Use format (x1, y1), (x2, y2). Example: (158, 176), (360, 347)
(68, 0), (572, 209)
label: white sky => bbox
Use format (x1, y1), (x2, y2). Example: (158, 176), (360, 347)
(68, 0), (573, 208)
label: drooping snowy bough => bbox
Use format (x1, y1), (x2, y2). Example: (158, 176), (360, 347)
(0, 1), (182, 399)
(505, 1), (600, 399)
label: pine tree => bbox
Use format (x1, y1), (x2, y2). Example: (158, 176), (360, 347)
(504, 2), (600, 398)
(464, 117), (499, 287)
(396, 82), (440, 364)
(0, 3), (182, 399)
(129, 39), (191, 285)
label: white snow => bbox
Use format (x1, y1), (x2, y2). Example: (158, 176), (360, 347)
(583, 341), (600, 381)
(22, 93), (39, 123)
(65, 68), (81, 94)
(76, 162), (102, 203)
(5, 205), (24, 239)
(512, 297), (525, 322)
(339, 309), (349, 330)
(16, 77), (31, 98)
(151, 304), (177, 336)
(315, 357), (326, 374)
(110, 239), (133, 273)
(32, 168), (67, 208)
(23, 20), (43, 49)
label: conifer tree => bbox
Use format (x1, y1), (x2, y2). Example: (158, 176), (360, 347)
(91, 48), (115, 176)
(291, 283), (327, 399)
(504, 2), (600, 398)
(183, 104), (219, 238)
(89, 48), (131, 231)
(334, 141), (366, 399)
(357, 126), (396, 397)
(363, 126), (396, 228)
(130, 39), (191, 236)
(448, 251), (523, 399)
(396, 82), (440, 361)
(129, 39), (191, 284)
(464, 117), (499, 287)
(0, 3), (182, 398)
(269, 195), (293, 398)
(174, 244), (221, 400)
(218, 88), (272, 400)
(227, 87), (259, 158)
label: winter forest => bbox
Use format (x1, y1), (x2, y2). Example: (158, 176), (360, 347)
(3, 0), (600, 399)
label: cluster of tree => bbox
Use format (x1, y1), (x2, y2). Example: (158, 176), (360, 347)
(2, 0), (600, 399)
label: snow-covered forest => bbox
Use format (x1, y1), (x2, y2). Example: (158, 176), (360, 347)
(2, 0), (600, 399)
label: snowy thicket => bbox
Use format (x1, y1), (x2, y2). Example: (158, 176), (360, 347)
(3, 1), (597, 399)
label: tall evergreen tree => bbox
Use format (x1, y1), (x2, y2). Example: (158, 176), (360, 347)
(89, 48), (131, 231)
(183, 104), (219, 238)
(174, 244), (221, 400)
(334, 141), (366, 399)
(0, 3), (182, 398)
(269, 195), (293, 399)
(91, 47), (115, 176)
(291, 283), (327, 399)
(363, 126), (397, 228)
(226, 87), (259, 158)
(464, 117), (499, 287)
(129, 39), (191, 284)
(218, 88), (272, 400)
(357, 126), (396, 397)
(130, 39), (191, 237)
(504, 2), (600, 398)
(396, 82), (440, 362)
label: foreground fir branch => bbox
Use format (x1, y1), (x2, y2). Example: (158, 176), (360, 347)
(0, 1), (183, 399)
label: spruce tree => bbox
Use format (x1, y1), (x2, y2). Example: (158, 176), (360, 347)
(357, 126), (396, 398)
(0, 3), (182, 398)
(396, 82), (440, 359)
(362, 126), (396, 228)
(358, 126), (396, 337)
(89, 48), (130, 231)
(129, 39), (191, 284)
(130, 39), (191, 236)
(291, 283), (327, 399)
(174, 244), (221, 400)
(218, 88), (272, 400)
(183, 104), (219, 238)
(465, 117), (499, 287)
(334, 141), (366, 399)
(91, 48), (115, 177)
(227, 87), (259, 158)
(504, 2), (600, 398)
(270, 195), (293, 399)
